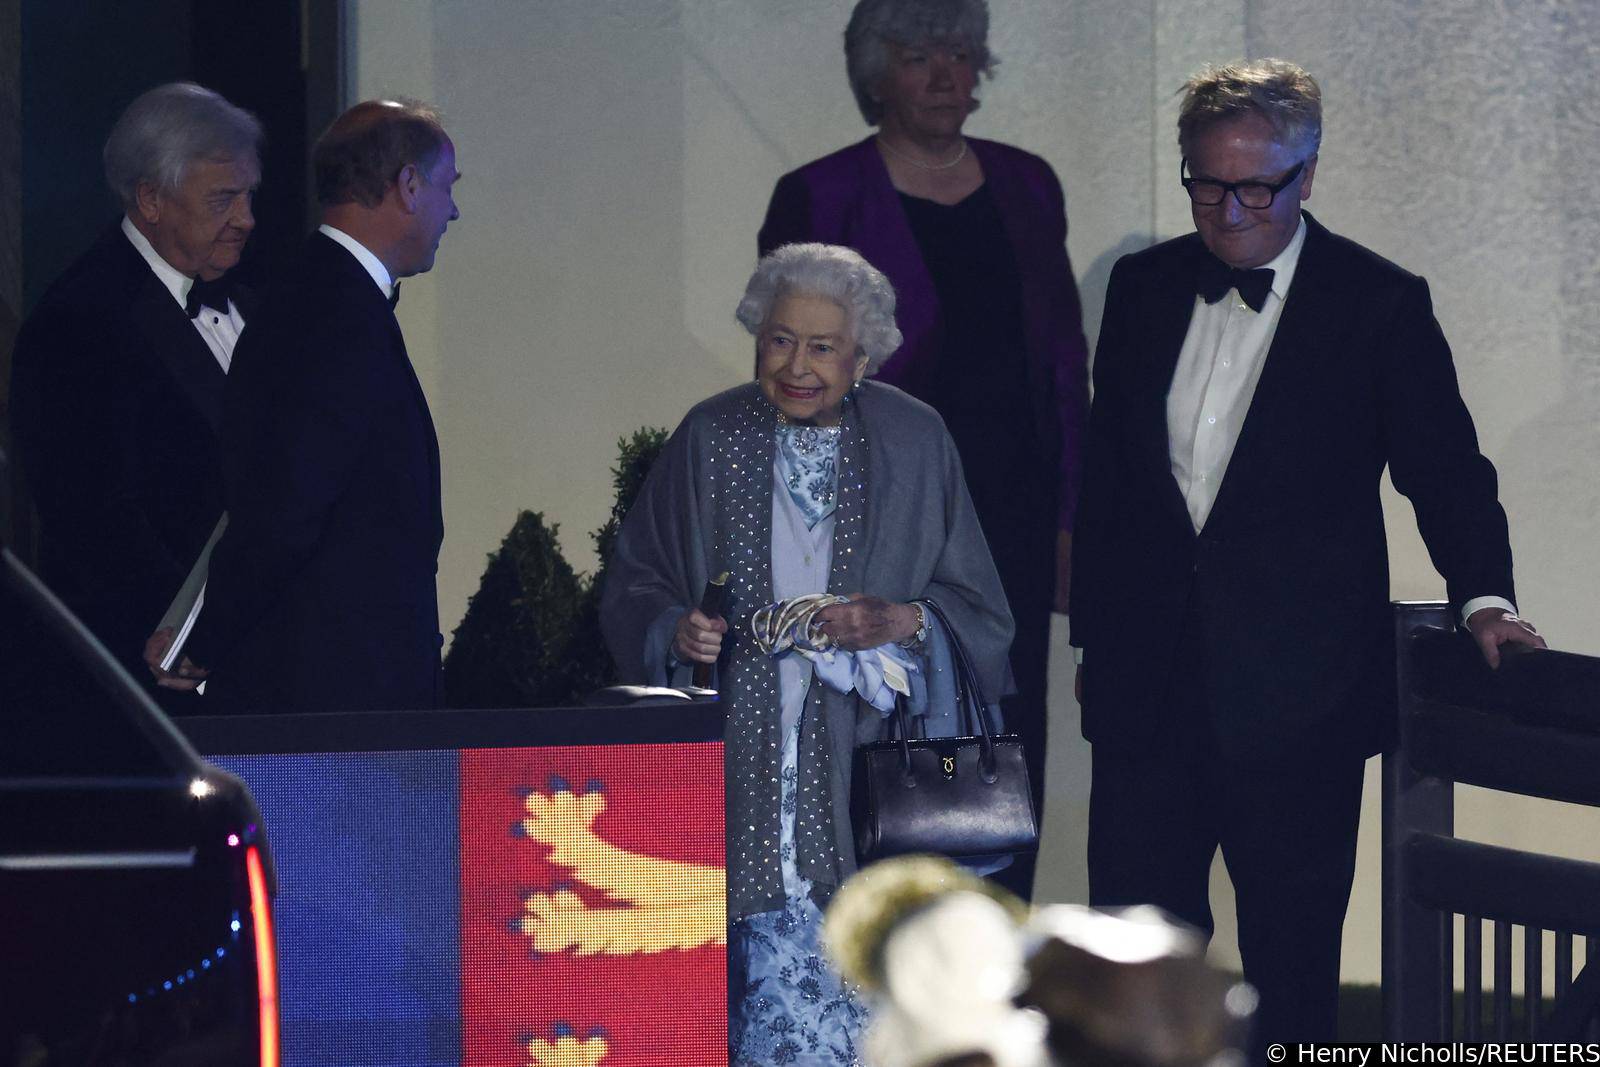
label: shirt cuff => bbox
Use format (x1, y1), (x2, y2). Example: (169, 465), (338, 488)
(1072, 647), (1084, 666)
(1460, 596), (1517, 628)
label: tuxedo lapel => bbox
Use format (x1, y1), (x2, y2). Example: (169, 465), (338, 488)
(1204, 215), (1343, 531)
(1147, 243), (1206, 426)
(388, 314), (444, 544)
(117, 237), (228, 433)
(230, 280), (260, 323)
(1141, 240), (1208, 531)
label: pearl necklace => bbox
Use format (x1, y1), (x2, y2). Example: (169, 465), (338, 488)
(876, 135), (969, 172)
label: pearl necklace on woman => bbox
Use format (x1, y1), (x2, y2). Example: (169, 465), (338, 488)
(876, 135), (969, 172)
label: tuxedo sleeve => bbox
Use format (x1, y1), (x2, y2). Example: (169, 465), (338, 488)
(185, 313), (385, 667)
(1068, 254), (1135, 650)
(1379, 274), (1515, 612)
(10, 309), (189, 603)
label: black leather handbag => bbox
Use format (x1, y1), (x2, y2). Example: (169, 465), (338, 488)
(851, 598), (1039, 864)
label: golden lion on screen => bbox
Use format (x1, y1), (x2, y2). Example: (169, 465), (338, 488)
(524, 1030), (610, 1067)
(514, 784), (725, 957)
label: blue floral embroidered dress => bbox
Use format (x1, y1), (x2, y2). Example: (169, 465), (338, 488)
(728, 423), (869, 1066)
(727, 720), (869, 1065)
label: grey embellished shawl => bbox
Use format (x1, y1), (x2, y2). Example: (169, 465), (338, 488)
(600, 381), (1014, 920)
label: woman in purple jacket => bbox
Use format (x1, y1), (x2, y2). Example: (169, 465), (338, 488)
(759, 0), (1089, 898)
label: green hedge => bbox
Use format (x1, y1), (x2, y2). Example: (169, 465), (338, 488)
(443, 427), (668, 708)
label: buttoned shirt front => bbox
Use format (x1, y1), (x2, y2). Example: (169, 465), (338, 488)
(1167, 218), (1307, 533)
(121, 216), (244, 373)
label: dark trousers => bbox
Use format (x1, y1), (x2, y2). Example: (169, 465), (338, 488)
(1085, 629), (1366, 1054)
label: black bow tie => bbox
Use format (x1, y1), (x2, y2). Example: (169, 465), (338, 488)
(185, 275), (235, 318)
(1196, 256), (1275, 313)
(388, 281), (401, 310)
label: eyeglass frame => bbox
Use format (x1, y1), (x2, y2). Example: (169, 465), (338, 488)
(1180, 157), (1307, 209)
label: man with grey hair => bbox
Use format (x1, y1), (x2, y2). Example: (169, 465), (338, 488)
(9, 81), (261, 712)
(1070, 59), (1542, 1048)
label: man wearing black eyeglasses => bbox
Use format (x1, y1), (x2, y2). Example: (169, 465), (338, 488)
(1069, 59), (1543, 1053)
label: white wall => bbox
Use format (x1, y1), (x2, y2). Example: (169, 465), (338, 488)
(349, 0), (1600, 986)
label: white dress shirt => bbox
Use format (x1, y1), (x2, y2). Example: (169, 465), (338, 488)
(1163, 216), (1512, 627)
(317, 223), (394, 299)
(1168, 218), (1307, 532)
(121, 216), (244, 373)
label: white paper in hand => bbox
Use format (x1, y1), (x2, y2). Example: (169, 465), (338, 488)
(156, 514), (226, 671)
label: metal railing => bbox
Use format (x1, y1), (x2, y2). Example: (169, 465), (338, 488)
(1383, 602), (1600, 1040)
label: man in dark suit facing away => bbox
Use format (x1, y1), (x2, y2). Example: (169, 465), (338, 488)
(151, 99), (460, 713)
(1069, 60), (1545, 1050)
(10, 83), (261, 713)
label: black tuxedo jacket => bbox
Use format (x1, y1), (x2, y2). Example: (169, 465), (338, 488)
(1069, 213), (1514, 762)
(185, 233), (443, 713)
(10, 223), (250, 708)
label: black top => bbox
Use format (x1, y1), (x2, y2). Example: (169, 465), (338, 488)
(898, 186), (1052, 519)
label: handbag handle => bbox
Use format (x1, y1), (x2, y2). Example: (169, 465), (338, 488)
(888, 597), (999, 781)
(921, 598), (999, 779)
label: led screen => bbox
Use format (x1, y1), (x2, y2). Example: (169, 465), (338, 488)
(215, 741), (727, 1067)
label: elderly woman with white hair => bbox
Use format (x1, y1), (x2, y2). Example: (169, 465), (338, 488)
(601, 242), (1014, 1064)
(759, 1), (1091, 902)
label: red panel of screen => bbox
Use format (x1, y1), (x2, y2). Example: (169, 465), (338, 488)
(459, 742), (727, 1067)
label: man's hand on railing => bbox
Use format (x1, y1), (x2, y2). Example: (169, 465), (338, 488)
(1465, 607), (1547, 669)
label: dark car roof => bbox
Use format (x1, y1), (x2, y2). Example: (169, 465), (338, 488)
(2, 544), (274, 1065)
